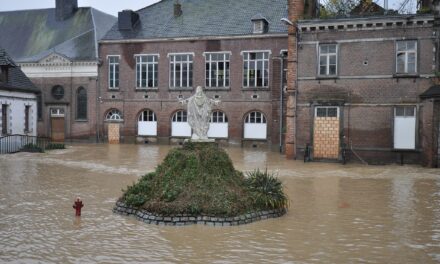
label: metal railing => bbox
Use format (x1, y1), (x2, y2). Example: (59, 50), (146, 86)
(0, 135), (51, 154)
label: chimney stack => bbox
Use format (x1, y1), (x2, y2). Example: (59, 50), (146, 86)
(56, 0), (78, 21)
(174, 0), (183, 17)
(118, 10), (140, 31)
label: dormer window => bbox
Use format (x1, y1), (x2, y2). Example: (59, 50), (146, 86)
(251, 14), (268, 34)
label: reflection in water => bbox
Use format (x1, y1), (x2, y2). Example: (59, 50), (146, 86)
(0, 144), (440, 263)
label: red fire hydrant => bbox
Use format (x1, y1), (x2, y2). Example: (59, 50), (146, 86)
(73, 197), (84, 216)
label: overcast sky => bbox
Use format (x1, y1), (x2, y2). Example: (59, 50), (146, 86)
(0, 0), (413, 16)
(0, 0), (161, 16)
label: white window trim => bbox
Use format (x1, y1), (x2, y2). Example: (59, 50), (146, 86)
(168, 53), (194, 89)
(395, 40), (418, 74)
(204, 52), (231, 88)
(241, 51), (271, 88)
(202, 51), (232, 57)
(108, 55), (120, 89)
(135, 54), (159, 89)
(317, 44), (338, 77)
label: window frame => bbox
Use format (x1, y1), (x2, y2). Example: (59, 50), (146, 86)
(172, 110), (188, 123)
(204, 52), (231, 89)
(108, 55), (120, 89)
(76, 87), (88, 121)
(395, 40), (418, 74)
(245, 111), (267, 124)
(105, 109), (123, 122)
(135, 54), (159, 89)
(210, 111), (228, 123)
(318, 43), (338, 77)
(138, 109), (157, 122)
(168, 53), (194, 89)
(241, 50), (271, 89)
(314, 106), (340, 118)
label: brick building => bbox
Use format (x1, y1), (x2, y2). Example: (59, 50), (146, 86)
(98, 0), (288, 147)
(287, 14), (440, 166)
(0, 0), (115, 141)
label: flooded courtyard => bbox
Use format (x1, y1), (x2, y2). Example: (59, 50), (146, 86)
(1, 144), (440, 263)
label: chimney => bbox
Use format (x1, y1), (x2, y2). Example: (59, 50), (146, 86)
(55, 0), (78, 21)
(174, 0), (182, 17)
(118, 10), (140, 31)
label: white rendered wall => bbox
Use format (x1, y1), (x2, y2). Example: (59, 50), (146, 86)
(0, 90), (37, 137)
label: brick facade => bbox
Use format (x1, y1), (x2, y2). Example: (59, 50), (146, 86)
(98, 37), (287, 148)
(292, 15), (439, 166)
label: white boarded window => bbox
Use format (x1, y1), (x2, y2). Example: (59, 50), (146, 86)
(396, 41), (417, 74)
(244, 111), (267, 139)
(394, 106), (416, 150)
(208, 111), (228, 138)
(138, 110), (157, 136)
(171, 110), (191, 137)
(318, 44), (337, 76)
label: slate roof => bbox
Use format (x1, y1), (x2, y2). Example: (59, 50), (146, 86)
(0, 48), (39, 94)
(0, 7), (116, 63)
(420, 85), (440, 99)
(102, 0), (288, 41)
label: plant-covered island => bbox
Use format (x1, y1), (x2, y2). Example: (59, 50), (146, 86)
(114, 142), (289, 226)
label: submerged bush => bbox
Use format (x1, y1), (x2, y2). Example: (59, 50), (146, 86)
(46, 143), (65, 150)
(121, 143), (288, 216)
(246, 169), (289, 210)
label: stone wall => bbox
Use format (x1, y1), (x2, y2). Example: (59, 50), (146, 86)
(113, 202), (286, 226)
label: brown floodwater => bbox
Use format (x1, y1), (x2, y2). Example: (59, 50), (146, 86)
(1, 144), (440, 263)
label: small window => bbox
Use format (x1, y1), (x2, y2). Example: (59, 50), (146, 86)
(2, 104), (8, 135)
(37, 94), (42, 120)
(315, 107), (339, 118)
(108, 56), (119, 89)
(318, 44), (338, 76)
(24, 106), (30, 133)
(106, 109), (123, 121)
(50, 108), (65, 117)
(139, 110), (157, 122)
(172, 110), (188, 122)
(396, 41), (417, 74)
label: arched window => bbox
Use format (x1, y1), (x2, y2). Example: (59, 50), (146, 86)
(210, 111), (228, 123)
(172, 110), (188, 122)
(138, 110), (157, 122)
(208, 111), (229, 138)
(105, 109), (123, 121)
(138, 109), (157, 136)
(76, 87), (87, 120)
(244, 111), (267, 139)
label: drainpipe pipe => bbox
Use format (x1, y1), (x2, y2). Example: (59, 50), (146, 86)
(96, 60), (101, 143)
(279, 52), (286, 153)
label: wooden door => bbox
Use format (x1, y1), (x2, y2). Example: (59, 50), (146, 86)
(108, 123), (120, 144)
(51, 117), (65, 142)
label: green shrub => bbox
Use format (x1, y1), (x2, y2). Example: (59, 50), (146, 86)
(46, 143), (65, 150)
(21, 143), (44, 153)
(246, 169), (289, 210)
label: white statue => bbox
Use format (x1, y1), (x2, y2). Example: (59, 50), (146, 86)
(180, 86), (220, 140)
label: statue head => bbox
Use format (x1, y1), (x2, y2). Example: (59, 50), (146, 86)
(195, 86), (203, 96)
